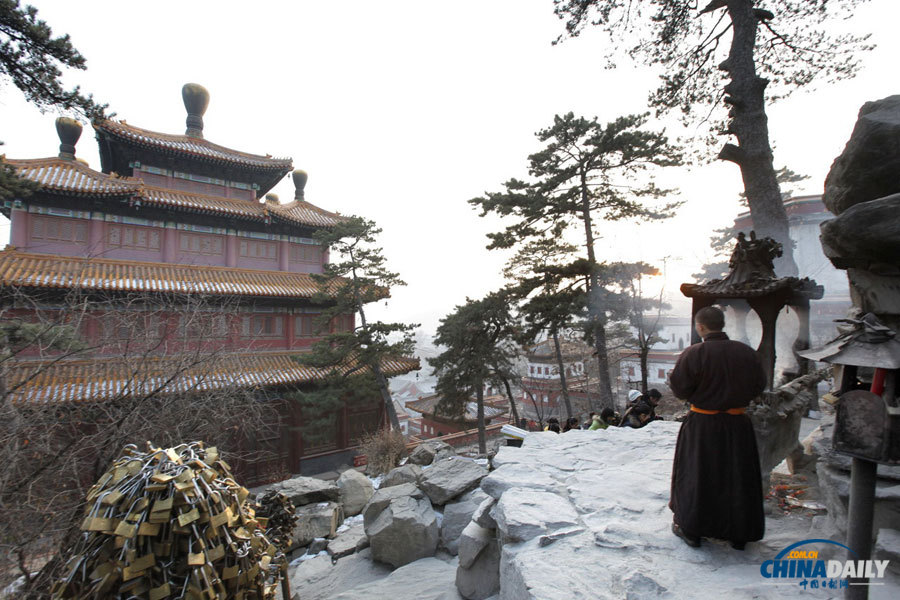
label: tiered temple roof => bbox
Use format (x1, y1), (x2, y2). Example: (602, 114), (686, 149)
(0, 250), (327, 298)
(6, 351), (419, 405)
(93, 119), (292, 196)
(4, 157), (346, 228)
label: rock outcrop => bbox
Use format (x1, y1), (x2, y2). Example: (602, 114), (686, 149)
(418, 457), (489, 506)
(454, 425), (898, 599)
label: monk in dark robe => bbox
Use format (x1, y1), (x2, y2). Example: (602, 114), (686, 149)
(669, 306), (767, 549)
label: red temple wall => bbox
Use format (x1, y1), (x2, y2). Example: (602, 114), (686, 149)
(5, 308), (353, 357)
(14, 212), (325, 272)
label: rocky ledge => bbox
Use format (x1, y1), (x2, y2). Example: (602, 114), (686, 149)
(483, 424), (899, 600)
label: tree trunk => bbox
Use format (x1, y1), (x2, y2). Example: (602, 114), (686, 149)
(580, 169), (615, 409)
(552, 330), (574, 419)
(374, 364), (401, 430)
(357, 302), (400, 430)
(720, 0), (797, 276)
(639, 343), (649, 394)
(500, 376), (520, 425)
(475, 383), (486, 455)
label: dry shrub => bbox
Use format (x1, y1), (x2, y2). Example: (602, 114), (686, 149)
(357, 428), (406, 475)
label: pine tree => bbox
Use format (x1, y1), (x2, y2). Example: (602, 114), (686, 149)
(430, 292), (519, 454)
(471, 112), (681, 409)
(293, 216), (416, 433)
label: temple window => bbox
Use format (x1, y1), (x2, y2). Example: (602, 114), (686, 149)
(239, 239), (277, 259)
(295, 314), (323, 337)
(108, 225), (161, 251)
(32, 216), (87, 243)
(180, 233), (224, 255)
(242, 315), (284, 337)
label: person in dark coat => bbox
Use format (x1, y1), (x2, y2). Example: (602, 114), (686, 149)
(668, 306), (767, 550)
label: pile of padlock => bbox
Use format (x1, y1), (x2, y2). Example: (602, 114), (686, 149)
(52, 442), (285, 599)
(254, 490), (297, 552)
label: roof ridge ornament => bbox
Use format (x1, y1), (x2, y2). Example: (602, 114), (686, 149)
(55, 117), (82, 160)
(182, 83), (209, 138)
(292, 169), (308, 201)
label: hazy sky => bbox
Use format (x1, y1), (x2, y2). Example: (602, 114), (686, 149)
(1, 0), (898, 335)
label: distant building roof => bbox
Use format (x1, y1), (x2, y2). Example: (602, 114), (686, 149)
(6, 350), (419, 406)
(527, 338), (593, 363)
(406, 393), (507, 423)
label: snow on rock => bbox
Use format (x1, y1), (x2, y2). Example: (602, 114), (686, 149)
(485, 423), (900, 600)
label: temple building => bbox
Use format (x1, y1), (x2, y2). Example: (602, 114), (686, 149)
(519, 338), (601, 421)
(0, 84), (416, 484)
(405, 391), (508, 439)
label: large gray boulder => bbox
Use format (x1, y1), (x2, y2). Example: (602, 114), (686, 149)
(268, 475), (339, 507)
(408, 440), (456, 466)
(293, 501), (343, 548)
(338, 469), (374, 516)
(456, 532), (500, 600)
(365, 493), (439, 567)
(823, 95), (900, 215)
(440, 488), (489, 554)
(820, 193), (900, 271)
(491, 487), (579, 543)
(381, 463), (423, 488)
(362, 482), (425, 526)
(419, 457), (489, 506)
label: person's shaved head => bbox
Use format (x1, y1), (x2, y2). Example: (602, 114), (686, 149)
(695, 306), (725, 332)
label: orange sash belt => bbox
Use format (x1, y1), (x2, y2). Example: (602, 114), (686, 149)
(690, 404), (746, 415)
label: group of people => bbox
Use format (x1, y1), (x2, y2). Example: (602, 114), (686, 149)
(539, 387), (665, 433)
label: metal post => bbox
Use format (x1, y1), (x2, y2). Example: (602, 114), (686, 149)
(845, 456), (877, 600)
